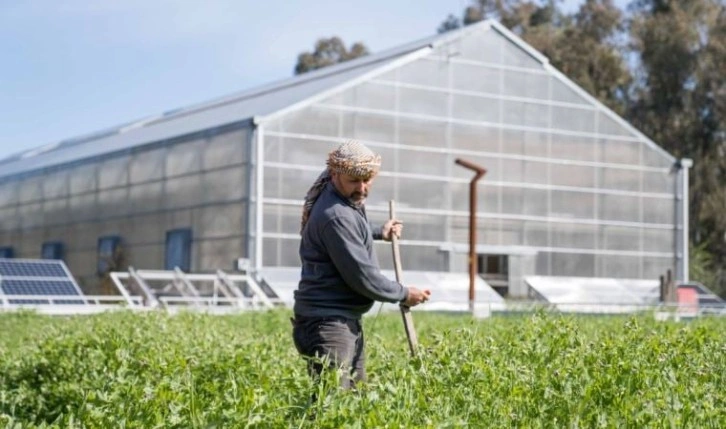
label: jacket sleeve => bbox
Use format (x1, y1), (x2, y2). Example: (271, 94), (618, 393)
(369, 222), (384, 240)
(322, 216), (406, 303)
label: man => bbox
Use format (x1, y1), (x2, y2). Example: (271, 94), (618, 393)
(292, 139), (431, 389)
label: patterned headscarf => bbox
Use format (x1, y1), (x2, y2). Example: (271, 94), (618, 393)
(300, 140), (381, 233)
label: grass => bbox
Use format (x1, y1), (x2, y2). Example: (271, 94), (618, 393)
(0, 309), (724, 428)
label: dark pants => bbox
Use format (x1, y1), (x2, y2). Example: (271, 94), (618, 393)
(291, 315), (366, 389)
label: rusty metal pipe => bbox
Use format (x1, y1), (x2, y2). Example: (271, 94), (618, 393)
(454, 158), (487, 313)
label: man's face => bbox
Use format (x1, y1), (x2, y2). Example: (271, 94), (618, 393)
(331, 172), (376, 205)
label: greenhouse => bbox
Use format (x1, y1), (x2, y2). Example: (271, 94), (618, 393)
(0, 20), (689, 301)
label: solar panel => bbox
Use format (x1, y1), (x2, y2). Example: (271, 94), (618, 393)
(0, 258), (86, 305)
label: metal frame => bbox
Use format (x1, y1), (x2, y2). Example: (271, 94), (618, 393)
(109, 268), (278, 310)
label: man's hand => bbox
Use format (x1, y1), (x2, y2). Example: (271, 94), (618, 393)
(403, 287), (431, 307)
(382, 219), (403, 242)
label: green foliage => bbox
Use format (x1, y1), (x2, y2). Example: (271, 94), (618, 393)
(1, 310), (725, 427)
(294, 37), (369, 75)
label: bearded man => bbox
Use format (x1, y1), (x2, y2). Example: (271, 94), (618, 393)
(291, 139), (431, 388)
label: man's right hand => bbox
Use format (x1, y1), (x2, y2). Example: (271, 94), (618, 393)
(402, 287), (431, 307)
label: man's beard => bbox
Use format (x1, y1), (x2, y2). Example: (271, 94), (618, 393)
(348, 191), (367, 205)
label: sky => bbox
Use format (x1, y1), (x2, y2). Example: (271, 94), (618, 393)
(0, 0), (588, 161)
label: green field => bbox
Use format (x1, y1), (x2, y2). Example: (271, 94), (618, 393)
(0, 310), (724, 428)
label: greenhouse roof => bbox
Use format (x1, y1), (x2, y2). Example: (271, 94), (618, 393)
(0, 19), (671, 179)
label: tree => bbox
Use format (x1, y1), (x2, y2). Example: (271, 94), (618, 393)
(294, 37), (370, 75)
(628, 0), (726, 296)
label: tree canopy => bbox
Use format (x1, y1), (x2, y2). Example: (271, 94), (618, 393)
(294, 37), (369, 75)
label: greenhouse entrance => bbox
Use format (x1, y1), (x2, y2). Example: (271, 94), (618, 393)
(478, 254), (509, 297)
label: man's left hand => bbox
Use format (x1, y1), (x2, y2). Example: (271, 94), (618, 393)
(382, 219), (403, 242)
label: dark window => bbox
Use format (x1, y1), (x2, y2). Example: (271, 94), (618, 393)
(0, 247), (14, 258)
(97, 236), (121, 276)
(165, 229), (192, 272)
(41, 242), (65, 260)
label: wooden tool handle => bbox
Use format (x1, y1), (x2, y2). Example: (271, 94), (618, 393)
(389, 200), (418, 357)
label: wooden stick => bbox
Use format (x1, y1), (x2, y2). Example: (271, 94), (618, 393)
(389, 200), (418, 357)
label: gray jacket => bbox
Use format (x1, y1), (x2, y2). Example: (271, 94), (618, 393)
(294, 182), (407, 319)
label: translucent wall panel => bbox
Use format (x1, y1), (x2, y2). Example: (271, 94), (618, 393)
(166, 139), (203, 177)
(263, 237), (301, 267)
(551, 164), (595, 188)
(451, 123), (499, 153)
(552, 191), (595, 219)
(503, 100), (549, 128)
(0, 181), (18, 207)
(551, 223), (597, 249)
(264, 167), (319, 201)
(597, 111), (632, 137)
(550, 135), (597, 162)
(42, 171), (69, 199)
(280, 106), (340, 137)
(397, 117), (447, 148)
(643, 170), (674, 194)
(69, 193), (97, 222)
(399, 87), (448, 117)
(165, 175), (202, 209)
(19, 203), (43, 229)
(600, 225), (640, 251)
(130, 147), (166, 184)
(124, 243), (163, 270)
(340, 112), (396, 142)
(599, 255), (640, 279)
(265, 136), (340, 166)
(42, 198), (68, 226)
(503, 70), (550, 99)
(0, 207), (19, 231)
(197, 237), (245, 271)
(452, 93), (500, 122)
(203, 128), (247, 169)
(397, 58), (449, 88)
(549, 77), (591, 105)
(552, 252), (595, 277)
(392, 177), (448, 211)
(642, 146), (674, 168)
(194, 203), (246, 238)
(522, 188), (548, 217)
(601, 168), (640, 192)
(643, 257), (672, 279)
(501, 157), (524, 183)
(18, 176), (42, 203)
(551, 106), (596, 133)
(98, 188), (129, 218)
(125, 213), (164, 244)
(642, 197), (675, 225)
(263, 204), (301, 235)
(129, 182), (164, 213)
(598, 194), (639, 222)
(397, 147), (449, 176)
(98, 156), (130, 189)
(524, 220), (549, 246)
(642, 228), (673, 253)
(452, 62), (500, 94)
(69, 164), (97, 195)
(450, 215), (500, 245)
(201, 168), (246, 204)
(600, 139), (640, 165)
(337, 82), (396, 111)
